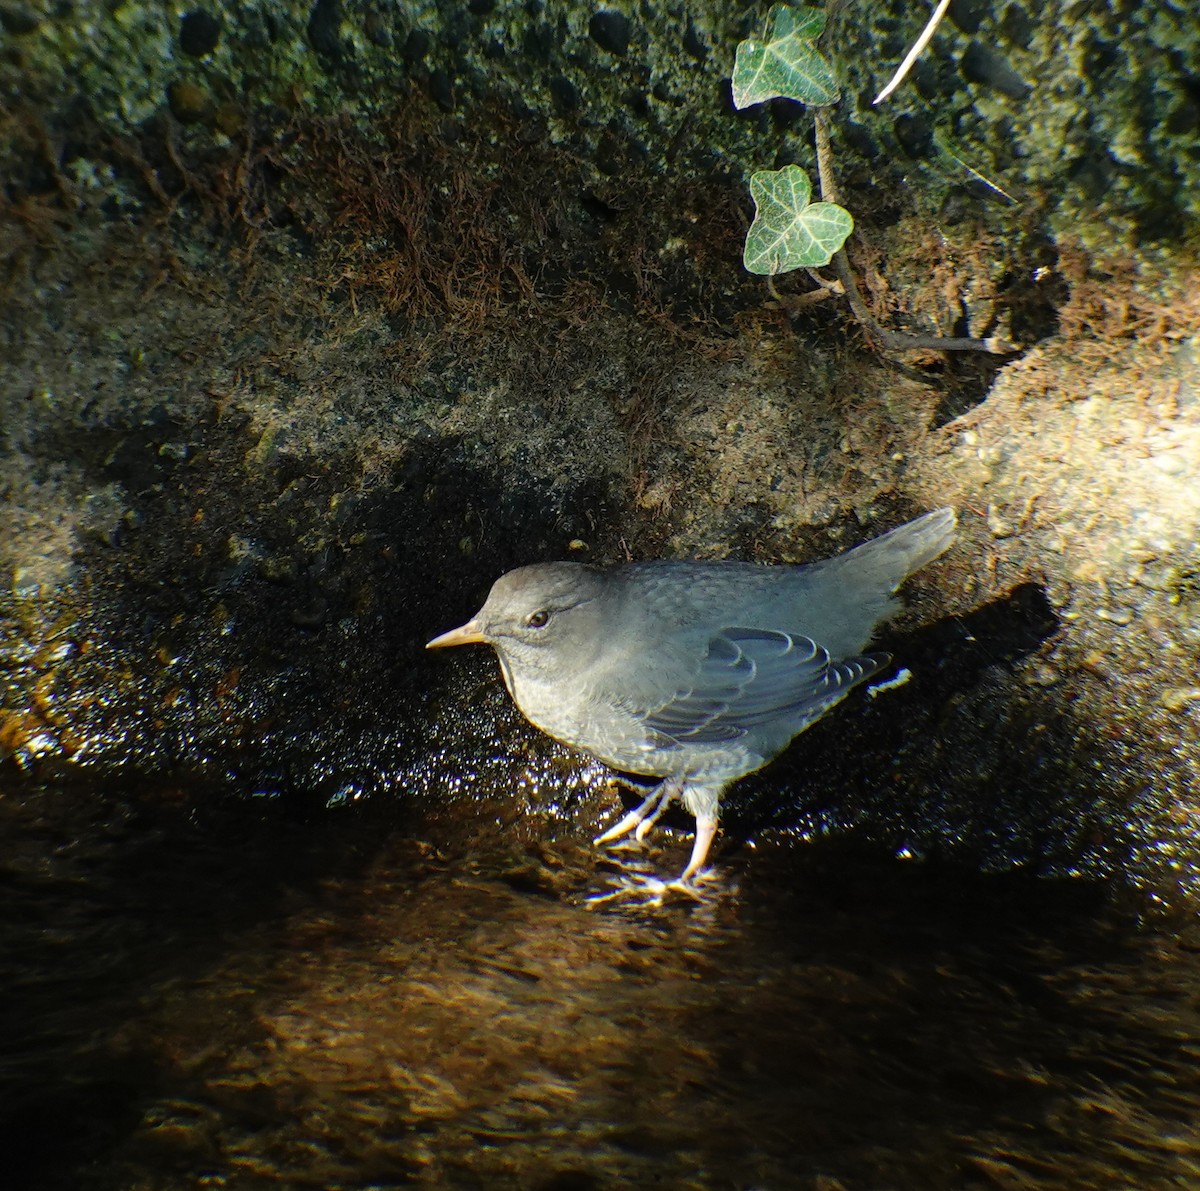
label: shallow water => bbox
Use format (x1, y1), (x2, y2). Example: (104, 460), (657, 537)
(4, 769), (1199, 1191)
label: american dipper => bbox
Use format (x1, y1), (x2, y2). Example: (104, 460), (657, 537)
(427, 508), (956, 882)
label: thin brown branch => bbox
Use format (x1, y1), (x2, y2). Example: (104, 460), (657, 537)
(812, 109), (1017, 356)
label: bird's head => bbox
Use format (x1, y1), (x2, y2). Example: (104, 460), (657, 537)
(426, 562), (608, 681)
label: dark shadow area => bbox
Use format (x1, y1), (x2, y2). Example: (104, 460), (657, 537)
(0, 773), (398, 1189)
(10, 406), (619, 798)
(929, 349), (1010, 425)
(677, 842), (1198, 1188)
(0, 415), (619, 1185)
(723, 582), (1119, 880)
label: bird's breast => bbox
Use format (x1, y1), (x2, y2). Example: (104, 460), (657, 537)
(504, 664), (759, 783)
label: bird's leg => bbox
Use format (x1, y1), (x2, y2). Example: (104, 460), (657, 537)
(678, 811), (719, 883)
(593, 776), (681, 845)
(675, 782), (723, 883)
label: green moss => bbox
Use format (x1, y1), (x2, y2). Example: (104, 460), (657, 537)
(4, 0), (1197, 315)
(826, 1), (1200, 247)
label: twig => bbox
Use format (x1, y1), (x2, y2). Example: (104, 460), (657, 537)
(873, 0), (953, 106)
(768, 268), (842, 312)
(812, 109), (1016, 355)
(813, 105), (840, 205)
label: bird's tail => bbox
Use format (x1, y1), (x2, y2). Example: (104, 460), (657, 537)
(840, 507), (958, 592)
(803, 507), (957, 655)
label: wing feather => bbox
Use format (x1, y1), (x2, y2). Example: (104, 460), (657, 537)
(640, 627), (887, 744)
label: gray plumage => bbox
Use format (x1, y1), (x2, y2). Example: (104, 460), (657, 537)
(427, 508), (956, 881)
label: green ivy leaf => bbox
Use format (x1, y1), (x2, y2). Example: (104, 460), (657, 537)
(731, 4), (840, 109)
(743, 165), (853, 274)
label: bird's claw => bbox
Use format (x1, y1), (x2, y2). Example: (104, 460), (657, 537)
(593, 807), (649, 845)
(584, 864), (723, 910)
(586, 874), (695, 909)
(593, 777), (681, 846)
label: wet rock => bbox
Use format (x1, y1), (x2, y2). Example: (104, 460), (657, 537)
(548, 75), (578, 114)
(428, 68), (455, 112)
(0, 3), (38, 34)
(307, 0), (343, 61)
(589, 11), (631, 57)
(11, 567), (42, 600)
(961, 42), (1032, 101)
(167, 80), (213, 124)
(179, 9), (222, 58)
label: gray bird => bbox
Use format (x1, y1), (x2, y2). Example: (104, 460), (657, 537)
(427, 508), (956, 883)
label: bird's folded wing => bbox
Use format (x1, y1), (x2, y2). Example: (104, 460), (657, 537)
(639, 627), (887, 743)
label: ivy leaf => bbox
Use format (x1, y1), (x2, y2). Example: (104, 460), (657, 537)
(743, 165), (853, 274)
(731, 4), (840, 109)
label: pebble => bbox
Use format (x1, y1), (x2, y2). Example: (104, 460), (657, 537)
(986, 504), (1014, 538)
(402, 29), (429, 61)
(549, 75), (578, 113)
(1000, 3), (1035, 49)
(1150, 451), (1186, 476)
(214, 101), (246, 138)
(1024, 662), (1060, 687)
(961, 42), (1031, 101)
(167, 80), (212, 124)
(894, 112), (934, 159)
(949, 0), (988, 34)
(179, 9), (222, 58)
(589, 10), (631, 56)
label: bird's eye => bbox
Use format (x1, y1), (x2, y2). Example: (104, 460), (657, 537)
(526, 609), (550, 628)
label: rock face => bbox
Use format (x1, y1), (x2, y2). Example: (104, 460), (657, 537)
(5, 1), (1197, 238)
(1, 0), (1197, 884)
(5, 137), (1196, 906)
(2, 5), (1200, 1185)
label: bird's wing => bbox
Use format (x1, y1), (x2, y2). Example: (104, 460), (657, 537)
(638, 627), (887, 744)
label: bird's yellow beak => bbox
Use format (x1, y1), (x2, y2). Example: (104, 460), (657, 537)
(425, 618), (486, 649)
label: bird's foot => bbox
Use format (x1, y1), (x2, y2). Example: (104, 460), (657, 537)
(593, 777), (681, 846)
(584, 867), (722, 909)
(589, 804), (724, 908)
